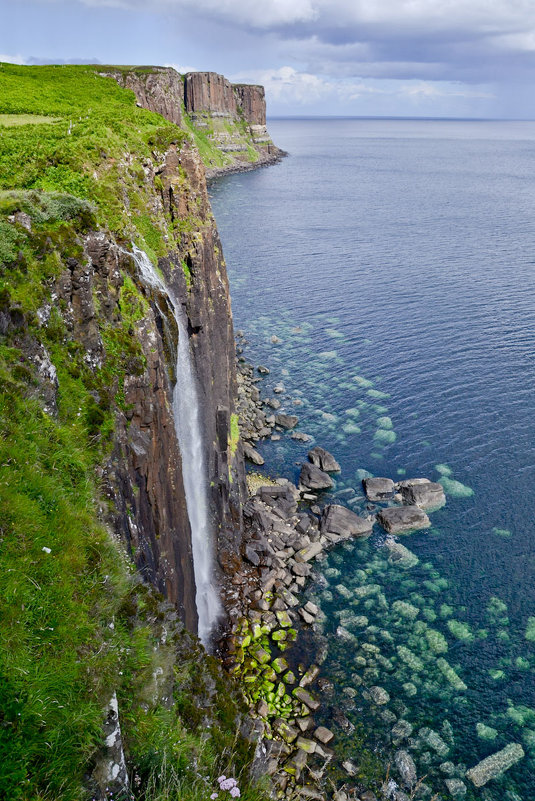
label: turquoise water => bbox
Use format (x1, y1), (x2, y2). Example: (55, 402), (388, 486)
(210, 119), (535, 799)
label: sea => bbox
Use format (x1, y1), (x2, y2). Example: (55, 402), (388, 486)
(209, 118), (535, 800)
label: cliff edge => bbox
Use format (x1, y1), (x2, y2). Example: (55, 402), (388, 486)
(102, 66), (285, 179)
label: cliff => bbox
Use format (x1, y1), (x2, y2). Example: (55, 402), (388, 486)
(0, 62), (258, 799)
(102, 66), (285, 179)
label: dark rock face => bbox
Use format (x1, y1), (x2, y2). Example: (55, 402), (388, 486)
(398, 480), (445, 509)
(101, 67), (183, 126)
(321, 505), (372, 538)
(233, 83), (266, 125)
(308, 446), (340, 473)
(184, 71), (238, 117)
(299, 463), (334, 490)
(363, 477), (395, 501)
(377, 506), (430, 534)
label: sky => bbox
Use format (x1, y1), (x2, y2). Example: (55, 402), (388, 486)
(2, 0), (535, 118)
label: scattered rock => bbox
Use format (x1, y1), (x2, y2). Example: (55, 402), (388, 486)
(291, 431), (312, 442)
(363, 477), (395, 501)
(321, 504), (373, 538)
(308, 446), (341, 473)
(299, 463), (334, 490)
(275, 413), (299, 430)
(377, 506), (430, 534)
(399, 480), (445, 509)
(466, 743), (525, 787)
(395, 750), (417, 788)
(243, 444), (265, 465)
(369, 686), (390, 705)
(314, 726), (334, 744)
(258, 365), (270, 374)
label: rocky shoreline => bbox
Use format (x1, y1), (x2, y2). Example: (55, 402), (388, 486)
(223, 335), (452, 801)
(206, 148), (287, 182)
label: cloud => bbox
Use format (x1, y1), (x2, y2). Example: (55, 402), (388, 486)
(231, 65), (383, 106)
(0, 54), (27, 65)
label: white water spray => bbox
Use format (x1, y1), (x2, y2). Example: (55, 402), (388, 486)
(131, 246), (222, 645)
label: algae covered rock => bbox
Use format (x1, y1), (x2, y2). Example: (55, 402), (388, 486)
(466, 743), (525, 787)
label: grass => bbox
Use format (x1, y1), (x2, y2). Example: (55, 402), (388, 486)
(0, 113), (61, 126)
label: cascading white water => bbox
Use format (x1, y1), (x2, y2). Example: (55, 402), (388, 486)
(131, 246), (222, 645)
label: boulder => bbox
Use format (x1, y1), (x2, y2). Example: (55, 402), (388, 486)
(395, 750), (417, 788)
(321, 504), (373, 538)
(399, 480), (445, 509)
(299, 463), (334, 491)
(314, 726), (334, 745)
(243, 444), (264, 465)
(275, 413), (298, 430)
(377, 506), (430, 534)
(308, 446), (341, 473)
(466, 743), (524, 787)
(363, 477), (395, 501)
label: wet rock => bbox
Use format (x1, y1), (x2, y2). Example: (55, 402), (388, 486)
(308, 446), (341, 473)
(275, 413), (298, 429)
(293, 687), (320, 711)
(266, 397), (281, 409)
(369, 686), (390, 705)
(296, 736), (316, 754)
(299, 608), (315, 624)
(363, 477), (395, 501)
(314, 726), (334, 744)
(273, 383), (285, 393)
(291, 431), (312, 442)
(342, 760), (358, 776)
(444, 779), (467, 797)
(321, 504), (373, 538)
(377, 506), (430, 534)
(395, 750), (417, 788)
(391, 719), (413, 744)
(466, 743), (524, 787)
(399, 480), (445, 509)
(304, 601), (319, 616)
(257, 365), (270, 374)
(299, 463), (334, 490)
(295, 542), (323, 562)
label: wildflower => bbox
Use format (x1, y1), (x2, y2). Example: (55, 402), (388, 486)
(211, 794), (218, 799)
(220, 779), (237, 791)
(217, 776), (226, 784)
(230, 788), (240, 798)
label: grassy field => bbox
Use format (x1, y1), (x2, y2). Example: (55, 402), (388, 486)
(0, 113), (61, 126)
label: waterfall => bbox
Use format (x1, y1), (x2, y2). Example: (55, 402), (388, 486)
(130, 246), (222, 646)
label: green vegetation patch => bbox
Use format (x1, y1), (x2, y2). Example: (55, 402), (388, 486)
(0, 113), (61, 126)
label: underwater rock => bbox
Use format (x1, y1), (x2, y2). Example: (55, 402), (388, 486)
(444, 779), (467, 797)
(395, 750), (417, 788)
(369, 686), (390, 705)
(299, 463), (334, 490)
(398, 480), (446, 510)
(363, 477), (395, 501)
(466, 743), (524, 787)
(384, 537), (419, 569)
(391, 720), (413, 744)
(321, 504), (373, 538)
(378, 506), (430, 534)
(308, 446), (341, 472)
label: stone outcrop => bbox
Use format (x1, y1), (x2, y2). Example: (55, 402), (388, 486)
(100, 66), (183, 126)
(377, 506), (430, 534)
(184, 71), (237, 118)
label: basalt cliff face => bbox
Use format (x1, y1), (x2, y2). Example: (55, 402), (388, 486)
(104, 66), (284, 178)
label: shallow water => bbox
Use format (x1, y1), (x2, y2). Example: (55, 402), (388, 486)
(210, 119), (535, 799)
